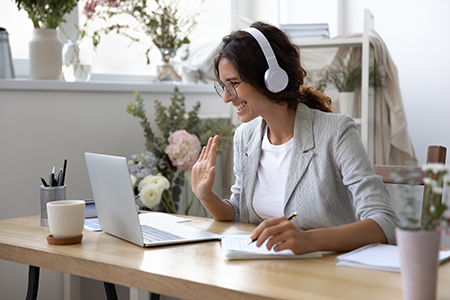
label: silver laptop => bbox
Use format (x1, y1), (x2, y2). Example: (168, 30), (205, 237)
(85, 152), (221, 247)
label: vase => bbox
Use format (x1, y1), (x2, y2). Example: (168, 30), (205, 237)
(156, 47), (181, 82)
(338, 91), (355, 116)
(62, 39), (92, 82)
(29, 29), (62, 80)
(395, 227), (441, 300)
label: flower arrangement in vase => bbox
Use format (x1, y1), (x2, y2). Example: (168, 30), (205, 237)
(391, 162), (450, 300)
(60, 0), (121, 82)
(14, 0), (79, 79)
(93, 0), (201, 81)
(126, 87), (235, 214)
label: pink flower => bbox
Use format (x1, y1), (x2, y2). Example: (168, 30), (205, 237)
(83, 0), (99, 20)
(165, 130), (201, 170)
(83, 0), (120, 20)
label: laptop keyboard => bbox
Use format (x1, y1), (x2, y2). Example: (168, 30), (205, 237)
(141, 224), (186, 243)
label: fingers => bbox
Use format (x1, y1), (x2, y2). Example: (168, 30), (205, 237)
(198, 135), (219, 163)
(250, 216), (297, 250)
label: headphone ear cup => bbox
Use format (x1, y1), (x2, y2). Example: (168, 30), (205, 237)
(264, 67), (289, 93)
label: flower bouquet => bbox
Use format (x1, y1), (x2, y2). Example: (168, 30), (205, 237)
(392, 163), (450, 231)
(391, 162), (450, 300)
(90, 0), (200, 65)
(126, 87), (235, 214)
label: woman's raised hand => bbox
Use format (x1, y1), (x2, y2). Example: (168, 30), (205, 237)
(191, 135), (220, 200)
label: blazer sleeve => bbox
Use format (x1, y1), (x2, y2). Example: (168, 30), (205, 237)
(334, 115), (399, 244)
(225, 124), (244, 222)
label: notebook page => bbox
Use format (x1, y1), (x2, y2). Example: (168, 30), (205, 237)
(222, 235), (295, 255)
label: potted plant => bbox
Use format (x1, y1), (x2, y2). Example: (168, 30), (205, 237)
(322, 59), (383, 116)
(126, 87), (235, 215)
(95, 0), (200, 81)
(15, 0), (79, 79)
(392, 163), (450, 300)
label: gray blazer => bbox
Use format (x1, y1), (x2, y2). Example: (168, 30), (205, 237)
(225, 103), (399, 244)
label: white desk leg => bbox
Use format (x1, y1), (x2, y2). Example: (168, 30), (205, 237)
(130, 288), (150, 300)
(63, 273), (80, 300)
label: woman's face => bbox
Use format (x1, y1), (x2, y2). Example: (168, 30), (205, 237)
(218, 57), (272, 123)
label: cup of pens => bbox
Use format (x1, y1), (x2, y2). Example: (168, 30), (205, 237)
(40, 159), (67, 227)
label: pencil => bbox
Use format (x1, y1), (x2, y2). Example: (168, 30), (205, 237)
(247, 212), (298, 245)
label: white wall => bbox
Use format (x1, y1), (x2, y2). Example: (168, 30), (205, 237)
(342, 0), (450, 165)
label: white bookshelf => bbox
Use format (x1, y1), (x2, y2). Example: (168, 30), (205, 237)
(296, 9), (374, 162)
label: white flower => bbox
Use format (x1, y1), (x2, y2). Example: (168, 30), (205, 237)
(138, 175), (155, 192)
(423, 177), (433, 185)
(422, 163), (449, 174)
(139, 184), (162, 209)
(147, 174), (170, 192)
(432, 186), (444, 195)
(130, 175), (137, 187)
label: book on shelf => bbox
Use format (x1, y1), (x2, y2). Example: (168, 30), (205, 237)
(336, 243), (450, 273)
(280, 23), (329, 31)
(288, 34), (330, 41)
(280, 23), (330, 41)
(221, 234), (322, 260)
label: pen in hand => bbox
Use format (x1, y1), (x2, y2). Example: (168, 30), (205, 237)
(248, 212), (298, 245)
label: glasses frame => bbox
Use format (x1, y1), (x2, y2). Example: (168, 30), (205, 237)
(214, 80), (242, 99)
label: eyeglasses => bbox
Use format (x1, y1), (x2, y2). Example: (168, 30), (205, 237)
(214, 80), (242, 99)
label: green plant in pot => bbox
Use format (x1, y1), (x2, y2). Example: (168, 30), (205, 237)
(323, 59), (383, 116)
(15, 0), (79, 79)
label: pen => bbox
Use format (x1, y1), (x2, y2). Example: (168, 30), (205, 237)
(56, 168), (62, 186)
(40, 176), (49, 187)
(60, 159), (67, 186)
(51, 166), (56, 187)
(247, 212), (298, 245)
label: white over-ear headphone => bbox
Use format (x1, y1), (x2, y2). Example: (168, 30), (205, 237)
(242, 27), (289, 93)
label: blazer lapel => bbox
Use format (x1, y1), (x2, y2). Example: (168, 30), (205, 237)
(284, 104), (315, 205)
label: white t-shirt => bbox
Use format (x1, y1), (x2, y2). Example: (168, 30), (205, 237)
(253, 128), (293, 220)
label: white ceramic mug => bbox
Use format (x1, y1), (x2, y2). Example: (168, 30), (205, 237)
(47, 200), (85, 238)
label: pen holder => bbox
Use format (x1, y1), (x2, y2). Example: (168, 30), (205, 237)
(40, 185), (66, 227)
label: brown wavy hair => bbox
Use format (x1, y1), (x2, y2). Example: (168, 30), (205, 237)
(214, 21), (333, 113)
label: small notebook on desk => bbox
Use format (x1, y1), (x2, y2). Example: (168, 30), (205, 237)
(221, 235), (322, 260)
(336, 243), (450, 273)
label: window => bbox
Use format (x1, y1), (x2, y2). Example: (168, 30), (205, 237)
(0, 0), (338, 78)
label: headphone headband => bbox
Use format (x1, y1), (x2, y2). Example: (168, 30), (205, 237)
(241, 27), (288, 93)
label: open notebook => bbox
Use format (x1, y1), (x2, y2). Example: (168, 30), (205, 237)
(221, 235), (322, 260)
(336, 243), (450, 272)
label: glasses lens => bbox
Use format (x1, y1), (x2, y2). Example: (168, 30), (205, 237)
(224, 81), (237, 98)
(214, 82), (224, 98)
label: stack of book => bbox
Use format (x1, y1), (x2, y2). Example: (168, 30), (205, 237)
(280, 23), (330, 41)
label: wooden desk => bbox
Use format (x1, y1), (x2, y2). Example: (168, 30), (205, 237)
(1, 215), (450, 300)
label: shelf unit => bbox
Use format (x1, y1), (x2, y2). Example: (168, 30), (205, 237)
(296, 9), (374, 162)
